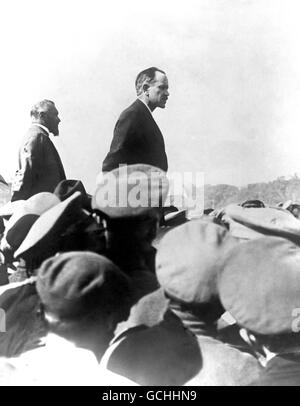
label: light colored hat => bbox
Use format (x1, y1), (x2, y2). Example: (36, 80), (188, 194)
(93, 164), (169, 218)
(14, 192), (82, 259)
(156, 220), (237, 304)
(225, 204), (300, 240)
(3, 193), (61, 251)
(4, 192), (60, 233)
(0, 200), (25, 218)
(218, 236), (300, 335)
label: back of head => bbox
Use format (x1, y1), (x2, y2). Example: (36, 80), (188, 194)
(135, 67), (165, 96)
(30, 99), (55, 121)
(156, 220), (237, 306)
(218, 236), (300, 335)
(37, 251), (133, 325)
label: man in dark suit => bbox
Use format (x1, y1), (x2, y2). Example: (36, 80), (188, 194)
(102, 67), (169, 172)
(11, 100), (66, 201)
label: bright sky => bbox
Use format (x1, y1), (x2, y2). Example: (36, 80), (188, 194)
(1, 0), (300, 194)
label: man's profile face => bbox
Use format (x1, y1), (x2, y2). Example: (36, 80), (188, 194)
(43, 104), (61, 136)
(147, 71), (169, 110)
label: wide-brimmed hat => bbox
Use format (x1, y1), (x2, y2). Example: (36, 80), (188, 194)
(93, 164), (169, 218)
(14, 192), (83, 260)
(3, 192), (61, 251)
(156, 220), (237, 305)
(218, 236), (300, 335)
(36, 251), (132, 320)
(0, 200), (25, 218)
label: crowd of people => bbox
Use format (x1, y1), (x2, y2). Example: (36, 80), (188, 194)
(1, 67), (300, 386)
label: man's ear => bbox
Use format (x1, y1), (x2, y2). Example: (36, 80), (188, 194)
(38, 111), (46, 122)
(143, 83), (150, 95)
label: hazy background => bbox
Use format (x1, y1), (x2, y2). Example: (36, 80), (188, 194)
(1, 0), (300, 194)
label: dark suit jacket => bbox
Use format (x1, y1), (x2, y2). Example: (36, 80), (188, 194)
(11, 125), (66, 201)
(102, 99), (168, 172)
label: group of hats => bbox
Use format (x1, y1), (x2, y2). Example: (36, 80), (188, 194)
(0, 164), (169, 261)
(156, 216), (300, 337)
(0, 180), (89, 260)
(222, 203), (300, 242)
(215, 203), (300, 335)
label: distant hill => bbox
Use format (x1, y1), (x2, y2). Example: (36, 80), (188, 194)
(1, 174), (300, 211)
(204, 175), (300, 209)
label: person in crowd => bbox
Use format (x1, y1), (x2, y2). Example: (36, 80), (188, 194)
(102, 220), (261, 385)
(102, 67), (169, 172)
(93, 164), (169, 301)
(0, 251), (137, 385)
(218, 236), (300, 386)
(11, 100), (66, 201)
(0, 186), (103, 358)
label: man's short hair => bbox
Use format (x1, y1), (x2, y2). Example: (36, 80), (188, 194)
(135, 67), (166, 96)
(30, 99), (55, 119)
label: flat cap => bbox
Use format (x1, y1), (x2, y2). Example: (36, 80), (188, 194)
(218, 236), (300, 335)
(156, 220), (237, 304)
(37, 251), (132, 320)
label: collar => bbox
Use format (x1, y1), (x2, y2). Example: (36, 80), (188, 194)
(137, 98), (153, 115)
(32, 122), (50, 136)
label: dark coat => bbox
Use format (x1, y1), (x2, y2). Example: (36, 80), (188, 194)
(11, 125), (66, 201)
(104, 313), (202, 386)
(0, 278), (47, 357)
(102, 99), (168, 172)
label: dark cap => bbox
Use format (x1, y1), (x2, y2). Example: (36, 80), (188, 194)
(37, 251), (132, 320)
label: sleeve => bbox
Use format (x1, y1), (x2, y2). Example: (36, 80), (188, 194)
(11, 134), (43, 201)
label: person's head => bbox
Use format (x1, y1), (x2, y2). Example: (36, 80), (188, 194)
(93, 164), (169, 262)
(30, 99), (61, 136)
(135, 67), (169, 111)
(156, 220), (238, 331)
(218, 236), (300, 363)
(36, 251), (133, 358)
(289, 204), (300, 219)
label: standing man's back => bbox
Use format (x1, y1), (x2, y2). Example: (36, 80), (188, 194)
(102, 67), (169, 172)
(11, 100), (66, 201)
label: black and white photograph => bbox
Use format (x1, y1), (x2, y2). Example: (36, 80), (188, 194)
(1, 0), (300, 388)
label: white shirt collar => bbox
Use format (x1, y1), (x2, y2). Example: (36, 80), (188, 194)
(138, 98), (153, 115)
(32, 122), (50, 136)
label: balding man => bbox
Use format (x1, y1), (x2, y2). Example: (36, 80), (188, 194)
(11, 100), (66, 201)
(102, 67), (169, 172)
